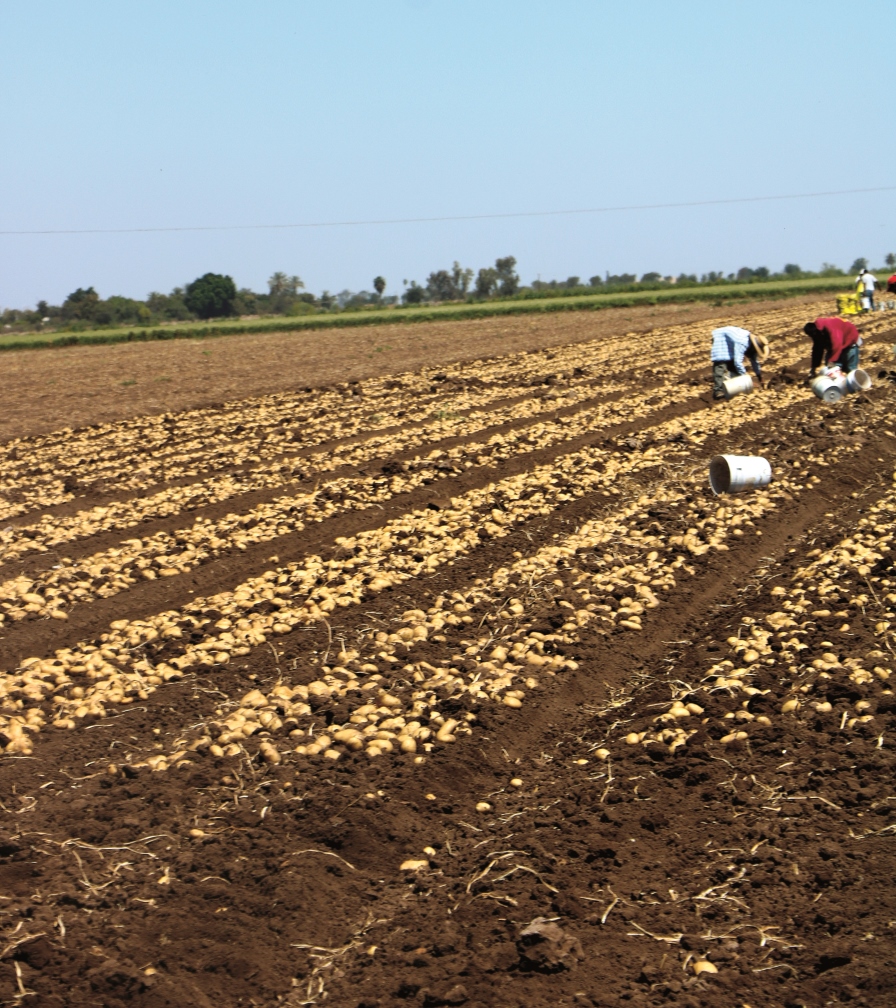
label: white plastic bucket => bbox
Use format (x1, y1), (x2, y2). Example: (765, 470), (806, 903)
(709, 454), (772, 495)
(811, 373), (847, 403)
(846, 368), (872, 392)
(722, 373), (753, 400)
(861, 295), (871, 311)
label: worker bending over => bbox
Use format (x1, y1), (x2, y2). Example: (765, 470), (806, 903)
(804, 317), (861, 377)
(710, 326), (769, 400)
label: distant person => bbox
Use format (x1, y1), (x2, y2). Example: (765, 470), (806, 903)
(804, 317), (861, 376)
(710, 326), (769, 400)
(857, 267), (878, 310)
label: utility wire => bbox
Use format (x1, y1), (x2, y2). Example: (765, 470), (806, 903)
(0, 185), (893, 236)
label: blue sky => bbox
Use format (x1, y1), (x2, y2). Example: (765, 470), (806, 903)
(1, 0), (893, 307)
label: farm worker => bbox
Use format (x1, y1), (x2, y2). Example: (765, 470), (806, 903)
(857, 267), (877, 310)
(804, 317), (861, 376)
(710, 326), (769, 400)
(887, 272), (896, 294)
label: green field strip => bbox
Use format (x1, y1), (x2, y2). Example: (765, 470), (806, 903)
(0, 276), (867, 353)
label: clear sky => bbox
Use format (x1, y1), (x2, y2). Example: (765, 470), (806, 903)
(1, 0), (893, 308)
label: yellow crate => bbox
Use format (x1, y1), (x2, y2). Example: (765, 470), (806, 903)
(837, 293), (860, 316)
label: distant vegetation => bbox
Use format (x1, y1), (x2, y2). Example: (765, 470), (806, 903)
(2, 254), (894, 335)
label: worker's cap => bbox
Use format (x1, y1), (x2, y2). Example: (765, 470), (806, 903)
(749, 332), (770, 362)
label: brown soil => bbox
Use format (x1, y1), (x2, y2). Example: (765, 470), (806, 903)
(2, 294), (829, 443)
(0, 308), (894, 1008)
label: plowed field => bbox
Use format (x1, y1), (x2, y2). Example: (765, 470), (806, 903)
(1, 300), (895, 1008)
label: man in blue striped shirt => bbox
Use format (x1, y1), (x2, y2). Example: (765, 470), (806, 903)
(710, 326), (768, 400)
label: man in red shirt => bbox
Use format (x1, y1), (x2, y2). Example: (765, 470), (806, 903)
(887, 273), (896, 294)
(804, 317), (861, 377)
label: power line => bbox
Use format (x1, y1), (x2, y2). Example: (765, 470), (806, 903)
(0, 185), (893, 237)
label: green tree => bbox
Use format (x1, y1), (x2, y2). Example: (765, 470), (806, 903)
(850, 257), (868, 273)
(234, 287), (261, 315)
(100, 295), (151, 325)
(147, 288), (194, 321)
(184, 273), (237, 318)
(267, 272), (304, 313)
(286, 297), (316, 316)
(495, 256), (519, 296)
(61, 287), (100, 322)
(426, 270), (457, 301)
(641, 272), (661, 283)
(475, 267), (498, 298)
(885, 253), (895, 268)
(268, 271), (303, 297)
(783, 263), (801, 276)
(373, 276), (386, 298)
(425, 263), (470, 302)
(452, 261), (473, 296)
(402, 281), (427, 304)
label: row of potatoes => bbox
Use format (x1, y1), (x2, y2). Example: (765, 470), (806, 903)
(0, 372), (627, 567)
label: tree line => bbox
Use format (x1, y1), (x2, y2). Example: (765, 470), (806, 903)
(2, 272), (320, 331)
(2, 254), (894, 333)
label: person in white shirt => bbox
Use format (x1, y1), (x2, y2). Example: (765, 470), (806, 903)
(857, 268), (877, 310)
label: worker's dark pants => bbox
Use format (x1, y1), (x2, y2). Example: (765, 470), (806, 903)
(712, 359), (738, 399)
(838, 344), (860, 372)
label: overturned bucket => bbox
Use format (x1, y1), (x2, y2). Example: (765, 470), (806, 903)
(722, 373), (753, 400)
(846, 368), (872, 393)
(810, 371), (847, 403)
(709, 454), (772, 495)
